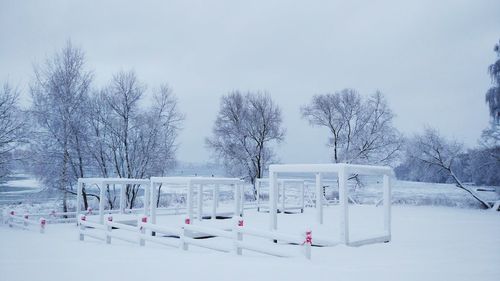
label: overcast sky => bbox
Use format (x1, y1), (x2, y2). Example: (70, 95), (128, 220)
(1, 0), (499, 164)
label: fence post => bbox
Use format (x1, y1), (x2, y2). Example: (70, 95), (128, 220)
(39, 218), (46, 234)
(197, 184), (204, 221)
(139, 216), (147, 246)
(281, 181), (286, 213)
(23, 214), (29, 228)
(304, 229), (312, 260)
(300, 181), (305, 213)
(8, 211), (14, 227)
(50, 210), (56, 224)
(106, 216), (113, 244)
(234, 216), (243, 256)
(79, 215), (86, 241)
(182, 217), (190, 251)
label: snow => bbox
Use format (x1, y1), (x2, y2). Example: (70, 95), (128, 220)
(1, 205), (499, 281)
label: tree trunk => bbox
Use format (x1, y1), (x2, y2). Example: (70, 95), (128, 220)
(156, 184), (162, 208)
(450, 171), (491, 209)
(82, 187), (89, 210)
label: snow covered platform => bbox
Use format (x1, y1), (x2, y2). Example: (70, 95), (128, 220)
(1, 205), (499, 281)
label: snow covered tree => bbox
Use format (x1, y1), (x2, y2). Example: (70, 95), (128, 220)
(486, 40), (500, 124)
(301, 89), (403, 166)
(473, 40), (500, 186)
(29, 41), (94, 211)
(405, 128), (491, 209)
(206, 91), (285, 195)
(0, 83), (25, 178)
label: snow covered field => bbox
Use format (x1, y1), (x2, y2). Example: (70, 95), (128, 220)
(1, 205), (499, 281)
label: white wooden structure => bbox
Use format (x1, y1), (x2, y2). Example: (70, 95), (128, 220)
(149, 177), (244, 224)
(255, 178), (305, 213)
(76, 178), (151, 224)
(79, 215), (313, 259)
(268, 163), (393, 246)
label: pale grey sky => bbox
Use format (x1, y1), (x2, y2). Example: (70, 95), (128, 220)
(1, 0), (499, 163)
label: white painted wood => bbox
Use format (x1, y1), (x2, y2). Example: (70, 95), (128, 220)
(338, 166), (349, 244)
(269, 163), (393, 177)
(300, 181), (305, 212)
(281, 181), (286, 212)
(256, 180), (261, 211)
(150, 182), (157, 224)
(78, 178), (149, 185)
(120, 183), (126, 214)
(315, 173), (323, 224)
(184, 224), (233, 239)
(76, 181), (82, 224)
(234, 184), (242, 217)
(197, 184), (204, 221)
(269, 171), (278, 231)
(144, 182), (150, 216)
(150, 177), (242, 185)
(383, 174), (391, 237)
(186, 180), (193, 224)
(348, 234), (391, 247)
(99, 181), (105, 224)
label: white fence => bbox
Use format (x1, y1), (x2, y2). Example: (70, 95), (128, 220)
(78, 215), (313, 260)
(7, 211), (46, 233)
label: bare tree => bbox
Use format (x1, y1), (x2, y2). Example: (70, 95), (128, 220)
(29, 41), (94, 211)
(0, 83), (25, 178)
(301, 89), (403, 165)
(406, 128), (491, 209)
(206, 91), (285, 196)
(89, 72), (183, 208)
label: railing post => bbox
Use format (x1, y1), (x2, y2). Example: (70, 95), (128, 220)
(211, 185), (218, 220)
(303, 229), (312, 260)
(76, 181), (82, 226)
(300, 181), (305, 213)
(182, 217), (190, 251)
(234, 216), (243, 256)
(281, 181), (286, 213)
(50, 210), (56, 224)
(197, 184), (204, 221)
(8, 211), (14, 228)
(39, 218), (46, 234)
(106, 216), (113, 244)
(256, 180), (260, 212)
(383, 174), (392, 241)
(186, 180), (193, 226)
(139, 216), (147, 246)
(79, 215), (86, 241)
(315, 173), (323, 224)
(269, 171), (278, 232)
(338, 165), (349, 245)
